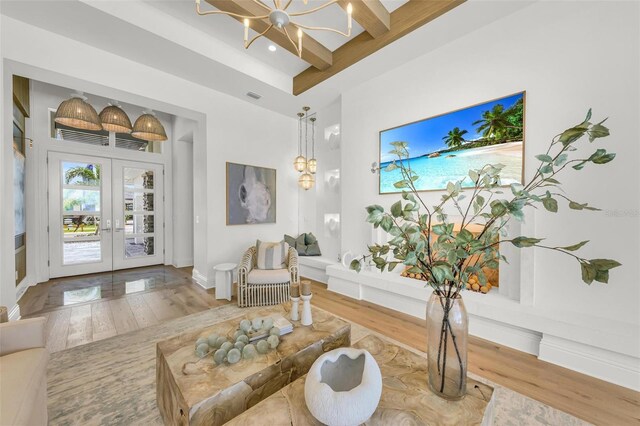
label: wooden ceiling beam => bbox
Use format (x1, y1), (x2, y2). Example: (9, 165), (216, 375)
(293, 0), (466, 95)
(205, 0), (333, 70)
(337, 0), (390, 38)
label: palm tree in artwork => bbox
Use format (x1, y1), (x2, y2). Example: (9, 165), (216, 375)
(442, 127), (468, 148)
(472, 104), (512, 140)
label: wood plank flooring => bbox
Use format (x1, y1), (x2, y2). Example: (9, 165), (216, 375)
(20, 266), (640, 425)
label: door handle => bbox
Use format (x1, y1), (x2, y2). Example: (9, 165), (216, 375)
(115, 218), (124, 232)
(115, 228), (125, 232)
(103, 219), (111, 232)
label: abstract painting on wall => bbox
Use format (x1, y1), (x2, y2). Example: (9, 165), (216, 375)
(379, 92), (525, 193)
(226, 162), (276, 225)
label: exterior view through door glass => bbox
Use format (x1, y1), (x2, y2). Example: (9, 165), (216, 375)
(49, 153), (164, 278)
(48, 153), (113, 278)
(112, 161), (164, 270)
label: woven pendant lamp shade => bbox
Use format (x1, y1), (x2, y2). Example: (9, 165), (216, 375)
(132, 113), (167, 141)
(55, 96), (103, 131)
(99, 105), (132, 133)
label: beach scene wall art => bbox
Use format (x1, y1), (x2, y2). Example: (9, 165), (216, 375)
(226, 162), (276, 225)
(379, 92), (525, 193)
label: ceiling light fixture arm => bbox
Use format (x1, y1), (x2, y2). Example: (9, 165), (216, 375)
(292, 22), (351, 38)
(196, 1), (269, 20)
(246, 24), (274, 49)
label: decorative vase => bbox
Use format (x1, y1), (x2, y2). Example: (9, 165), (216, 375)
(426, 292), (468, 400)
(304, 348), (382, 426)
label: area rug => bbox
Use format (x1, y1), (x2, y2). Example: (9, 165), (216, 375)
(47, 304), (590, 425)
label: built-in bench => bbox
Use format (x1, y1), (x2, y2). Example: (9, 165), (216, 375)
(297, 256), (337, 284)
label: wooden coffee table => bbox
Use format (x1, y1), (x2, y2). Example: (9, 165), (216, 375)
(156, 306), (351, 425)
(227, 334), (495, 426)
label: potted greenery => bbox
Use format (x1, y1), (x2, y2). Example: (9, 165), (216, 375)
(350, 110), (620, 400)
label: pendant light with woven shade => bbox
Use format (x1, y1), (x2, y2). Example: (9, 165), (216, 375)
(131, 110), (167, 141)
(54, 92), (103, 131)
(99, 102), (132, 133)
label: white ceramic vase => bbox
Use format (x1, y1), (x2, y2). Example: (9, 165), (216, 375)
(304, 348), (382, 426)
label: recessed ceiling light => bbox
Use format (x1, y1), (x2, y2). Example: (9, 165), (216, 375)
(268, 45), (277, 52)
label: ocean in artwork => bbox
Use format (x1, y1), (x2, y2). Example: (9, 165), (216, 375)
(380, 92), (524, 193)
(380, 141), (523, 192)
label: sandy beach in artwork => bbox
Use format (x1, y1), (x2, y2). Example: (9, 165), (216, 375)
(453, 141), (522, 158)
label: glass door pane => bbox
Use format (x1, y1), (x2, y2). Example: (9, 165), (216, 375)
(48, 153), (113, 278)
(113, 161), (164, 270)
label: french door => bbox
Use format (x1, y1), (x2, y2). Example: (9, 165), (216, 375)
(48, 152), (164, 278)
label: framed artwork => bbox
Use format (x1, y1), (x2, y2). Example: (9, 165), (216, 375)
(226, 162), (276, 225)
(379, 91), (525, 194)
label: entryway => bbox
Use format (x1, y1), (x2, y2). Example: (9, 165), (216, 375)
(48, 152), (165, 278)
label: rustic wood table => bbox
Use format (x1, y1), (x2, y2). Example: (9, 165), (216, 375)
(156, 306), (351, 425)
(227, 334), (495, 426)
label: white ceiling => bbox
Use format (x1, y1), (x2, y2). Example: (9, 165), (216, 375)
(145, 0), (408, 77)
(0, 0), (537, 116)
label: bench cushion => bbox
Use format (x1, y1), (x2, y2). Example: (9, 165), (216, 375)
(0, 347), (48, 425)
(248, 268), (290, 284)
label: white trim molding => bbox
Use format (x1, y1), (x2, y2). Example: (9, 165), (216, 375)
(539, 334), (640, 391)
(192, 268), (212, 290)
(326, 264), (640, 390)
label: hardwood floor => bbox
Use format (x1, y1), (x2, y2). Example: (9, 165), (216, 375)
(20, 266), (640, 425)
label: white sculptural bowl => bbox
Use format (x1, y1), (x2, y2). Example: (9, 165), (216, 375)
(304, 348), (382, 426)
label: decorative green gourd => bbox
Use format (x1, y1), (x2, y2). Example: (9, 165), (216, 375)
(242, 344), (258, 359)
(267, 335), (279, 349)
(220, 341), (234, 353)
(252, 318), (263, 330)
(240, 319), (252, 333)
(195, 343), (209, 357)
(262, 318), (274, 330)
(234, 341), (246, 352)
(207, 334), (219, 347)
(236, 334), (249, 345)
(195, 337), (208, 347)
(269, 327), (280, 336)
(214, 336), (227, 349)
(256, 340), (269, 354)
(233, 330), (245, 340)
(227, 348), (242, 364)
(213, 348), (227, 365)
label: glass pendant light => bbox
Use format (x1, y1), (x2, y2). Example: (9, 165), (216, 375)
(294, 112), (307, 172)
(132, 110), (167, 141)
(54, 92), (103, 131)
(299, 172), (315, 190)
(307, 116), (317, 174)
(99, 102), (132, 133)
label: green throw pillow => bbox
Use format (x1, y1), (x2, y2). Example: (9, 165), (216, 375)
(305, 242), (322, 256)
(304, 232), (318, 245)
(284, 234), (296, 249)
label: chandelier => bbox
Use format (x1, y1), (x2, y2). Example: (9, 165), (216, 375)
(195, 0), (353, 57)
(295, 106), (317, 190)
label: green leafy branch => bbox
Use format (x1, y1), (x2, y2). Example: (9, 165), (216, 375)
(351, 110), (621, 297)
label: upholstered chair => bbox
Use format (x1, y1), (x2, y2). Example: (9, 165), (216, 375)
(0, 317), (48, 425)
(237, 245), (299, 307)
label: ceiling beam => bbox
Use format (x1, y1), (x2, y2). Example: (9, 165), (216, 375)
(205, 0), (332, 70)
(337, 0), (390, 38)
(293, 0), (466, 95)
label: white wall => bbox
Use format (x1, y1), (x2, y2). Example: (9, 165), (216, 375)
(172, 116), (195, 268)
(340, 0), (640, 326)
(0, 15), (297, 310)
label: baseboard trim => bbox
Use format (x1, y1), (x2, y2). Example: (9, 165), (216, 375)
(8, 304), (21, 320)
(173, 258), (194, 269)
(192, 269), (212, 290)
(539, 334), (640, 391)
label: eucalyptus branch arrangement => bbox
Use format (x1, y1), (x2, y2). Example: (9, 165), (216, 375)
(350, 109), (621, 293)
(349, 110), (621, 398)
